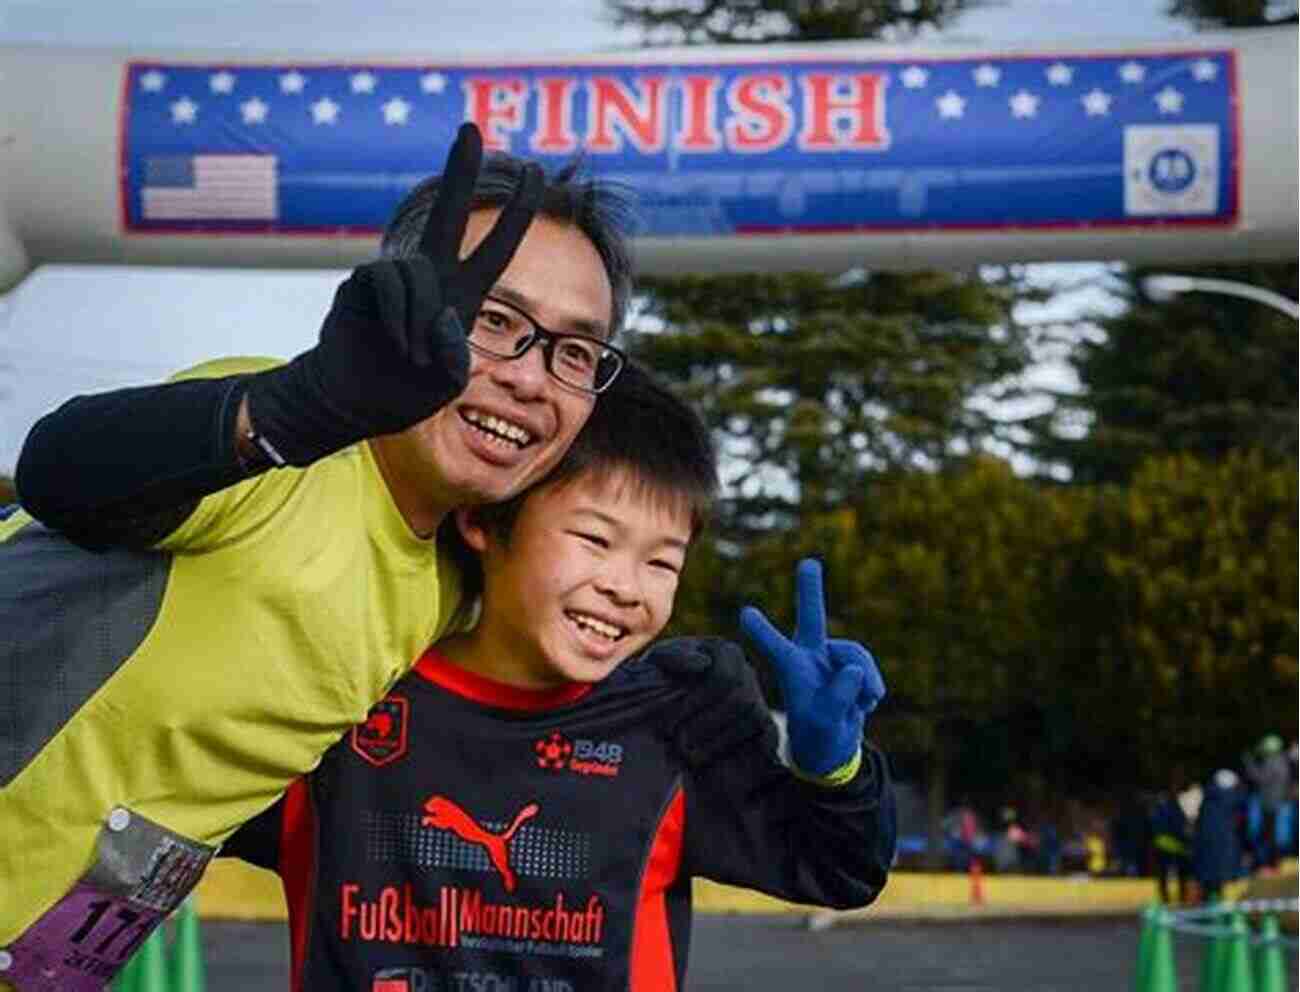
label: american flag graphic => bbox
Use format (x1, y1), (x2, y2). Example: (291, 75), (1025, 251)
(141, 154), (277, 221)
(121, 52), (1238, 237)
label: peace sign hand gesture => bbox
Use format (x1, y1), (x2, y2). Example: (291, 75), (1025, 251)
(246, 123), (545, 467)
(740, 558), (886, 783)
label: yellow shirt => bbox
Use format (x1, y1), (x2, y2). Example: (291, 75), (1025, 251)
(0, 358), (462, 943)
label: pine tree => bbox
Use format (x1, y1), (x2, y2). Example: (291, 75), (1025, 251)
(634, 269), (1029, 534)
(1166, 0), (1297, 28)
(1036, 262), (1297, 483)
(605, 0), (971, 45)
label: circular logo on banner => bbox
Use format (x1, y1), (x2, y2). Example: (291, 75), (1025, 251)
(1147, 147), (1198, 195)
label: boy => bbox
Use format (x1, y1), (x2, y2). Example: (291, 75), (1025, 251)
(226, 362), (895, 991)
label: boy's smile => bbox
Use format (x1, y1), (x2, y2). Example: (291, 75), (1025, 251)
(450, 469), (692, 689)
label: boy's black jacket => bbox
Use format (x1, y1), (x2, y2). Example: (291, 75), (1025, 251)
(223, 649), (896, 992)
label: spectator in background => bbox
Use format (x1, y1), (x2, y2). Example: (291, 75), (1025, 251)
(1243, 733), (1291, 873)
(993, 805), (1028, 873)
(1193, 769), (1246, 903)
(1038, 816), (1062, 876)
(1111, 790), (1151, 877)
(1151, 785), (1192, 904)
(1083, 818), (1109, 876)
(943, 798), (981, 872)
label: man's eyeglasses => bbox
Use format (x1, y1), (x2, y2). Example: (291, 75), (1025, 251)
(467, 296), (625, 395)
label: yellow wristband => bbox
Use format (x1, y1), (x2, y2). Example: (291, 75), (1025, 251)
(793, 747), (862, 788)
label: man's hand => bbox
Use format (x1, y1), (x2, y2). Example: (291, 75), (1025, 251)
(245, 122), (545, 467)
(643, 637), (777, 772)
(740, 558), (885, 782)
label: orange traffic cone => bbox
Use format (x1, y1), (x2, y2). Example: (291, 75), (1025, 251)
(969, 857), (985, 906)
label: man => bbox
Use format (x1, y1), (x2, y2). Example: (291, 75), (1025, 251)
(0, 123), (633, 991)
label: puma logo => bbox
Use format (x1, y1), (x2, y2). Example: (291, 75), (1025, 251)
(421, 796), (539, 893)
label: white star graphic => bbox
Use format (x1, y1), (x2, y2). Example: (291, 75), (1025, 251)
(170, 97), (198, 124)
(311, 97), (341, 124)
(280, 71), (307, 94)
(1119, 61), (1146, 84)
(1191, 58), (1219, 82)
(900, 65), (929, 89)
(973, 63), (1001, 87)
(420, 72), (446, 94)
(1081, 88), (1111, 116)
(351, 71), (377, 94)
(140, 70), (166, 92)
(209, 71), (236, 94)
(936, 90), (966, 119)
(1046, 62), (1073, 86)
(1155, 86), (1184, 114)
(382, 97), (411, 125)
(1009, 89), (1040, 118)
(241, 97), (269, 124)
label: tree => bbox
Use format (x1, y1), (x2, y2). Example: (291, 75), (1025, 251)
(1166, 0), (1298, 28)
(634, 270), (1030, 533)
(1085, 451), (1298, 783)
(605, 0), (972, 45)
(1034, 263), (1298, 484)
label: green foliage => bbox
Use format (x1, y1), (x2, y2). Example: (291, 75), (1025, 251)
(1084, 451), (1299, 782)
(605, 0), (974, 45)
(1166, 0), (1298, 28)
(667, 451), (1298, 798)
(1037, 263), (1298, 484)
(632, 270), (1029, 532)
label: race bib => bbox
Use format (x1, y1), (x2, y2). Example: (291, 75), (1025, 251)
(0, 807), (214, 992)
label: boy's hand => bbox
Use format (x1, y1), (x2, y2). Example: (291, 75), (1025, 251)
(245, 122), (545, 466)
(644, 637), (777, 771)
(740, 558), (885, 783)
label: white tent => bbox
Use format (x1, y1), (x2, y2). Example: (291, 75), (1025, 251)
(0, 264), (346, 476)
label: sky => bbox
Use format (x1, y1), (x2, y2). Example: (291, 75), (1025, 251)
(0, 0), (1194, 54)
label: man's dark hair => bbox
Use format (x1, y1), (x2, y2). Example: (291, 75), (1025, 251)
(441, 361), (718, 604)
(381, 152), (637, 337)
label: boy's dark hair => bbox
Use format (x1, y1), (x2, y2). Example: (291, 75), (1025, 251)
(441, 361), (717, 605)
(381, 152), (637, 337)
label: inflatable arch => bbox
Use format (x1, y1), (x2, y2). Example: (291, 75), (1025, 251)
(0, 26), (1295, 288)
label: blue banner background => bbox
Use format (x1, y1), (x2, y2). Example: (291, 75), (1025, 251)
(122, 52), (1238, 236)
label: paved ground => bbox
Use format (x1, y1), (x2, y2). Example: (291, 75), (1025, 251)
(197, 913), (1298, 990)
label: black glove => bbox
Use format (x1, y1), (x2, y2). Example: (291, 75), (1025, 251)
(245, 122), (545, 466)
(644, 637), (778, 771)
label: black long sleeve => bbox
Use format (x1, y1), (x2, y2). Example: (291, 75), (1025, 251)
(685, 739), (896, 910)
(14, 374), (254, 549)
(219, 795), (286, 874)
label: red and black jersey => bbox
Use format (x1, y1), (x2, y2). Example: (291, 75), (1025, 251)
(225, 648), (895, 992)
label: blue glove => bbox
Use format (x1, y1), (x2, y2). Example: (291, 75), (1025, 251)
(740, 558), (885, 784)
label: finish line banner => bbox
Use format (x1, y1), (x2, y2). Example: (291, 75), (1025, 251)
(121, 51), (1238, 237)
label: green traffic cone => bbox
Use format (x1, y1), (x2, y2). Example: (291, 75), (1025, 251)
(1199, 901), (1227, 992)
(1134, 902), (1159, 992)
(169, 897), (207, 992)
(1146, 908), (1179, 992)
(110, 948), (139, 992)
(128, 927), (169, 992)
(1252, 915), (1286, 992)
(1220, 911), (1255, 992)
